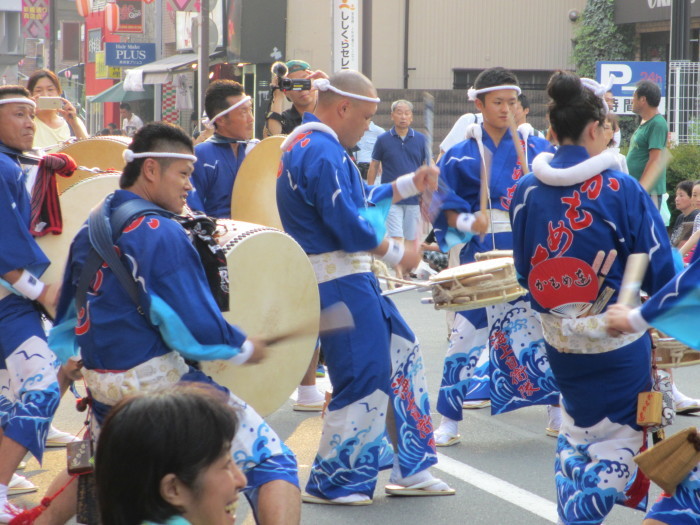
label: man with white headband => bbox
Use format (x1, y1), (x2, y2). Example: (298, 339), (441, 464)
(278, 69), (454, 505)
(187, 80), (256, 218)
(0, 86), (61, 522)
(45, 122), (301, 525)
(431, 67), (559, 447)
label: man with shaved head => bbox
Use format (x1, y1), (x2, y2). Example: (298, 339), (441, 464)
(277, 70), (455, 505)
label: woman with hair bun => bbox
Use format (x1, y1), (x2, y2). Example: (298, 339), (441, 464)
(510, 71), (677, 525)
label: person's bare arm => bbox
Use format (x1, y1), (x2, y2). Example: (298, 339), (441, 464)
(638, 148), (664, 191)
(366, 160), (380, 185)
(680, 229), (700, 257)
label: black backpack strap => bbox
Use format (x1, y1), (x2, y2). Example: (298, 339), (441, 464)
(75, 195), (174, 316)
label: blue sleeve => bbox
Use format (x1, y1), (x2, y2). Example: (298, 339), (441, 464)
(510, 179), (530, 289)
(371, 134), (384, 162)
(0, 174), (49, 277)
(189, 157), (211, 212)
(308, 156), (383, 252)
(640, 258), (700, 349)
(432, 148), (475, 251)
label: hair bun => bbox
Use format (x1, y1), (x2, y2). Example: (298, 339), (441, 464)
(547, 71), (583, 105)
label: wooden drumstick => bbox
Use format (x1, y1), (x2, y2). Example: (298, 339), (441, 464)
(597, 249), (617, 289)
(508, 109), (529, 175)
(591, 250), (605, 275)
(265, 302), (355, 346)
(617, 253), (649, 307)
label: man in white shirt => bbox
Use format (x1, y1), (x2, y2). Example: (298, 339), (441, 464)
(119, 102), (144, 137)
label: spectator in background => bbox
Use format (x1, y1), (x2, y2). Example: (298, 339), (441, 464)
(513, 93), (545, 137)
(264, 60), (316, 137)
(107, 122), (118, 134)
(27, 69), (88, 149)
(355, 121), (385, 180)
(627, 80), (668, 208)
(670, 180), (699, 248)
(120, 102), (144, 137)
(604, 90), (621, 147)
(367, 100), (429, 279)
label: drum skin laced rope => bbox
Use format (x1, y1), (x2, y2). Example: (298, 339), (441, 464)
(431, 268), (520, 307)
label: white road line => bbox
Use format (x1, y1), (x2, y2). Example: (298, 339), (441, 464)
(435, 452), (559, 523)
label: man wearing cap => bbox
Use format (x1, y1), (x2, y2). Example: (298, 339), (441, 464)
(0, 86), (61, 522)
(431, 67), (558, 447)
(187, 79), (256, 218)
(264, 60), (316, 136)
(277, 69), (456, 505)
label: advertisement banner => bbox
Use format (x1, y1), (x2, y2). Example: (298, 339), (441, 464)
(88, 28), (103, 63)
(332, 1), (359, 71)
(105, 42), (156, 67)
(21, 0), (49, 39)
(116, 0), (144, 33)
(95, 51), (122, 80)
(596, 61), (667, 115)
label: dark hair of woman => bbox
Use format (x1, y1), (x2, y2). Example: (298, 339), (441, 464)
(120, 121), (194, 189)
(473, 67), (519, 103)
(676, 180), (694, 197)
(95, 386), (239, 525)
(27, 69), (62, 95)
(204, 80), (245, 127)
(546, 70), (606, 144)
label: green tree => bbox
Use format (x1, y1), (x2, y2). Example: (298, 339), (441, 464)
(572, 0), (636, 78)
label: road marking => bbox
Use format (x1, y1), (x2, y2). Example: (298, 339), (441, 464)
(435, 453), (559, 523)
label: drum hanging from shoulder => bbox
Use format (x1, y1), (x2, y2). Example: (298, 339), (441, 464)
(653, 331), (700, 368)
(36, 174), (121, 318)
(200, 219), (320, 417)
(230, 136), (285, 230)
(51, 136), (130, 194)
(429, 257), (525, 311)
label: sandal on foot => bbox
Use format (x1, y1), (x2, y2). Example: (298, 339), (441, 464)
(385, 478), (456, 496)
(302, 493), (372, 506)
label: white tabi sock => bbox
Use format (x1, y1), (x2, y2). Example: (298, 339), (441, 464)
(296, 385), (325, 405)
(390, 457), (450, 490)
(331, 493), (371, 503)
(436, 417), (459, 438)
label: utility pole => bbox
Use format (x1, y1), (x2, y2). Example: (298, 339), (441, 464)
(48, 0), (57, 71)
(198, 0), (209, 130)
(670, 0), (690, 60)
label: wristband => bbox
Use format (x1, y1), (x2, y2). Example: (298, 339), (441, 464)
(13, 270), (45, 301)
(381, 238), (405, 266)
(265, 111), (283, 123)
(627, 308), (650, 333)
(455, 212), (476, 233)
(395, 173), (419, 199)
(229, 339), (255, 365)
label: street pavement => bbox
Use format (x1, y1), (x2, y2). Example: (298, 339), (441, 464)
(13, 289), (700, 524)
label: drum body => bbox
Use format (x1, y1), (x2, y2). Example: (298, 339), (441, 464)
(36, 175), (121, 317)
(430, 257), (525, 311)
(230, 136), (285, 229)
(653, 332), (700, 368)
(200, 219), (320, 417)
(51, 136), (130, 194)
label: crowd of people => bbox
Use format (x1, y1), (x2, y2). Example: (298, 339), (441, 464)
(0, 60), (699, 525)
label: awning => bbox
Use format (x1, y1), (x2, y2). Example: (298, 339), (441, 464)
(89, 82), (154, 104)
(123, 51), (224, 88)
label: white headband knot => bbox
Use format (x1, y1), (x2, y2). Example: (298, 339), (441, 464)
(123, 150), (197, 163)
(580, 77), (613, 114)
(313, 78), (380, 103)
(204, 95), (252, 128)
(467, 85), (522, 102)
(0, 97), (37, 108)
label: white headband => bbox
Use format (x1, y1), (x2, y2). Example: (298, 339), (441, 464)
(313, 78), (380, 103)
(123, 150), (197, 163)
(580, 77), (613, 114)
(205, 95), (252, 128)
(467, 85), (521, 102)
(0, 97), (36, 108)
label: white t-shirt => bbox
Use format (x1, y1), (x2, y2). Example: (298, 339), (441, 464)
(122, 114), (144, 136)
(440, 113), (483, 153)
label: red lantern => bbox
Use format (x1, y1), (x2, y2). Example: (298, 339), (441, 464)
(75, 0), (93, 16)
(105, 1), (120, 32)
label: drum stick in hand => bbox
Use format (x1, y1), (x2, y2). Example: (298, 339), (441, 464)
(617, 253), (649, 307)
(265, 302), (355, 346)
(508, 109), (529, 175)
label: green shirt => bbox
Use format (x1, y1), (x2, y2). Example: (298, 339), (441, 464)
(626, 113), (668, 196)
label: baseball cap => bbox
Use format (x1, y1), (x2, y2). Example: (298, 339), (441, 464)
(285, 60), (311, 74)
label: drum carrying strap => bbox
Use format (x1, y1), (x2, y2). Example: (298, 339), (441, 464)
(75, 196), (173, 315)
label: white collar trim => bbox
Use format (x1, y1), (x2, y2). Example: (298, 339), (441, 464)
(532, 149), (623, 186)
(280, 121), (338, 150)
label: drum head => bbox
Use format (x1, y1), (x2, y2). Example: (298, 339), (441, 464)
(201, 220), (319, 417)
(230, 136), (285, 230)
(52, 137), (130, 194)
(37, 175), (121, 318)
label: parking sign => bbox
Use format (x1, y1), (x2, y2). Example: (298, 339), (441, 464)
(596, 61), (666, 115)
